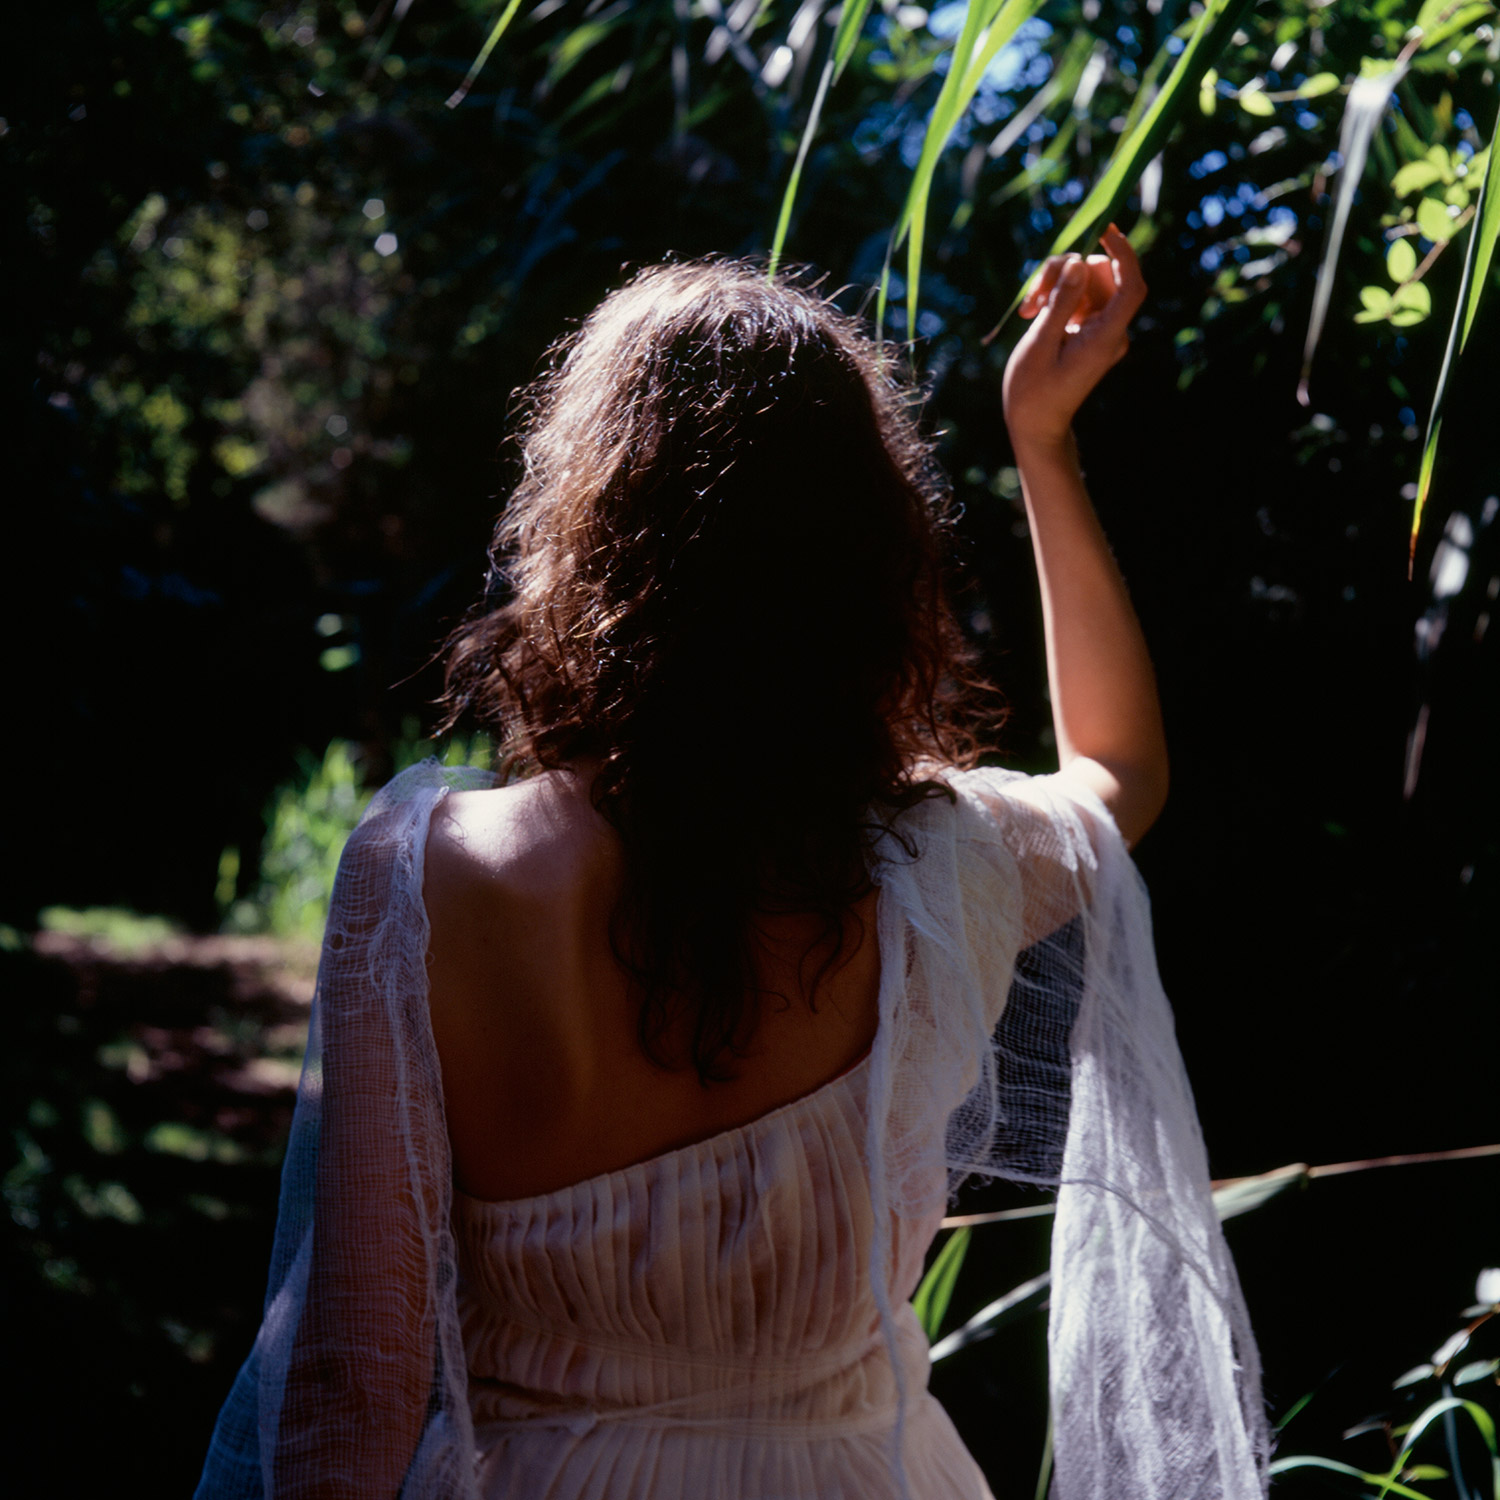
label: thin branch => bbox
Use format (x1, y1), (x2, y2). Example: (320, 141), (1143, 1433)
(940, 1142), (1500, 1230)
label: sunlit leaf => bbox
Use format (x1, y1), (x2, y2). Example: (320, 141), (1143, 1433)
(1359, 284), (1394, 313)
(1453, 1359), (1500, 1386)
(1418, 195), (1457, 240)
(1394, 160), (1444, 196)
(1238, 82), (1276, 116)
(1297, 71), (1342, 98)
(1200, 65), (1218, 116)
(1388, 237), (1418, 280)
(1394, 1364), (1436, 1389)
(912, 1226), (971, 1341)
(1393, 281), (1432, 314)
(1415, 0), (1494, 53)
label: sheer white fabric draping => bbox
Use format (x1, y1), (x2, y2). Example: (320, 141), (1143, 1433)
(195, 760), (1268, 1499)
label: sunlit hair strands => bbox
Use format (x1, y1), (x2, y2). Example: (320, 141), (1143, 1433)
(442, 259), (1003, 1082)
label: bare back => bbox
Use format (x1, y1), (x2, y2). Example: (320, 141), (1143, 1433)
(423, 768), (881, 1202)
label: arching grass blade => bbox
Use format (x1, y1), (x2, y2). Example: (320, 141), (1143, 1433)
(899, 0), (1046, 334)
(1297, 58), (1411, 404)
(1267, 1457), (1435, 1500)
(447, 0), (528, 108)
(1411, 94), (1500, 569)
(984, 0), (1256, 340)
(770, 1), (865, 277)
(831, 0), (876, 82)
(768, 50), (837, 277)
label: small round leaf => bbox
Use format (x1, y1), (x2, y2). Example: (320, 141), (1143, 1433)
(1393, 161), (1443, 197)
(1417, 196), (1455, 242)
(1392, 281), (1432, 315)
(1387, 239), (1417, 282)
(1297, 72), (1341, 98)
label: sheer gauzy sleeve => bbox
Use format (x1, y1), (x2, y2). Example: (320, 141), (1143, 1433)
(937, 768), (1269, 1499)
(196, 761), (492, 1500)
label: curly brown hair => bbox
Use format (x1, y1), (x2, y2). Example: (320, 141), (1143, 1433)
(442, 259), (1001, 1082)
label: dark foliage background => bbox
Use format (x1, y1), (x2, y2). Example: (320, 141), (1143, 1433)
(3, 0), (1496, 1492)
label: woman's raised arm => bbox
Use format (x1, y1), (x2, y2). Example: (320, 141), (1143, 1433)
(1002, 224), (1168, 847)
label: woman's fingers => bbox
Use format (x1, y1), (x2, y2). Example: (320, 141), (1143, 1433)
(1031, 256), (1090, 347)
(1019, 255), (1067, 318)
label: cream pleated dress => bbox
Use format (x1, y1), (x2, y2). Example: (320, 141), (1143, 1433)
(196, 761), (1268, 1500)
(454, 1047), (991, 1498)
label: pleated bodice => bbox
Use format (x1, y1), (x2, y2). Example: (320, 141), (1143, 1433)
(451, 1054), (993, 1499)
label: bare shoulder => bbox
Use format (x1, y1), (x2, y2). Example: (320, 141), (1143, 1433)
(425, 768), (609, 900)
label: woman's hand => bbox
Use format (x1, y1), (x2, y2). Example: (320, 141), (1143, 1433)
(1002, 224), (1146, 454)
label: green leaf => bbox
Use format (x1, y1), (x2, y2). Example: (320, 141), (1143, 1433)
(1360, 284), (1394, 312)
(1200, 66), (1218, 116)
(1297, 71), (1342, 98)
(1458, 111), (1500, 351)
(912, 1227), (971, 1342)
(1418, 194), (1456, 242)
(1388, 238), (1418, 281)
(1416, 0), (1494, 53)
(446, 0), (528, 109)
(1453, 1358), (1500, 1386)
(1394, 160), (1445, 196)
(988, 0), (1258, 338)
(1238, 84), (1276, 116)
(1458, 1398), (1498, 1454)
(1393, 280), (1432, 314)
(1413, 417), (1443, 572)
(831, 0), (877, 82)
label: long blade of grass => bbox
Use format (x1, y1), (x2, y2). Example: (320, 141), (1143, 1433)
(768, 48), (838, 277)
(1411, 94), (1500, 569)
(1210, 1162), (1307, 1220)
(831, 0), (877, 82)
(1296, 56), (1412, 404)
(447, 0), (527, 108)
(989, 113), (1079, 207)
(904, 0), (1047, 333)
(1397, 1398), (1499, 1468)
(1267, 1457), (1434, 1500)
(912, 1225), (971, 1341)
(929, 1267), (1051, 1361)
(1033, 1402), (1055, 1500)
(984, 0), (1256, 340)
